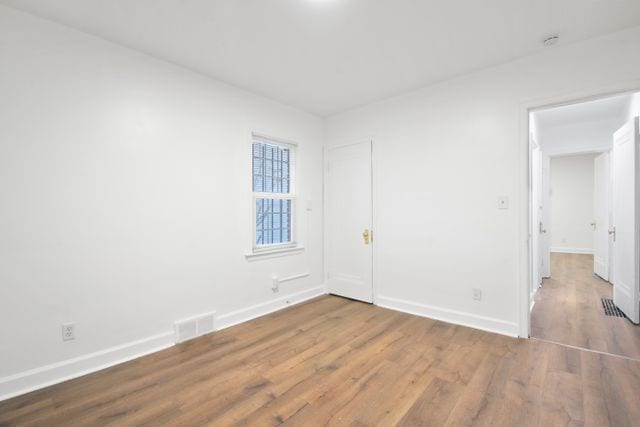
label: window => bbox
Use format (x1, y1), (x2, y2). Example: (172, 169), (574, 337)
(252, 135), (296, 250)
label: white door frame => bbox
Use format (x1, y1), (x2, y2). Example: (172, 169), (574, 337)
(323, 138), (376, 303)
(530, 139), (542, 307)
(519, 81), (640, 338)
(593, 151), (611, 281)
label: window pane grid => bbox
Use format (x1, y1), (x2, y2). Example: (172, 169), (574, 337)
(255, 198), (291, 246)
(252, 142), (290, 194)
(253, 139), (293, 247)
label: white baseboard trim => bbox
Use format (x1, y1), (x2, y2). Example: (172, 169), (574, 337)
(0, 331), (174, 402)
(550, 247), (594, 255)
(216, 286), (326, 330)
(0, 286), (327, 403)
(376, 295), (519, 338)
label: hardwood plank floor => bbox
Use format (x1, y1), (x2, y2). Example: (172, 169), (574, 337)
(531, 253), (640, 360)
(2, 294), (640, 426)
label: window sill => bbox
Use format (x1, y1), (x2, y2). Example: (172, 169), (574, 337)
(245, 245), (305, 261)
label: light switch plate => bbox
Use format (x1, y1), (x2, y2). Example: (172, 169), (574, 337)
(498, 196), (509, 210)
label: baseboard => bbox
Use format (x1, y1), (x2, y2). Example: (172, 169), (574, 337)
(0, 331), (174, 402)
(550, 247), (594, 255)
(376, 295), (519, 338)
(216, 286), (327, 330)
(0, 286), (327, 403)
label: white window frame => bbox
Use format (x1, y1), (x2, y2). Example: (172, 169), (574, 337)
(251, 133), (298, 254)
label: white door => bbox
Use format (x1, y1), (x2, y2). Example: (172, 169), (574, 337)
(593, 151), (610, 281)
(612, 118), (639, 324)
(531, 145), (542, 292)
(540, 154), (551, 278)
(326, 141), (373, 303)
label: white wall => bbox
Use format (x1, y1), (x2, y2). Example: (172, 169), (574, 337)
(538, 118), (621, 156)
(325, 25), (640, 337)
(0, 6), (325, 399)
(550, 155), (595, 253)
(627, 92), (640, 120)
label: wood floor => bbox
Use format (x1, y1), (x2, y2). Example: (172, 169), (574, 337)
(532, 253), (640, 360)
(2, 295), (640, 426)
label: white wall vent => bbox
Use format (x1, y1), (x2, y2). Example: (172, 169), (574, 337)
(175, 320), (198, 343)
(174, 311), (216, 344)
(196, 315), (215, 335)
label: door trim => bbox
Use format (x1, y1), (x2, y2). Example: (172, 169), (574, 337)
(323, 138), (375, 303)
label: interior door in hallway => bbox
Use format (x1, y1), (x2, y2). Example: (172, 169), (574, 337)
(531, 146), (550, 287)
(612, 117), (639, 323)
(326, 141), (373, 303)
(593, 151), (610, 281)
(540, 154), (551, 279)
(532, 144), (542, 291)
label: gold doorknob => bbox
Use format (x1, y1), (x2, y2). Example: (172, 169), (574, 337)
(363, 229), (370, 245)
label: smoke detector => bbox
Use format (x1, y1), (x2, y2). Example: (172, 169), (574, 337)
(542, 35), (560, 47)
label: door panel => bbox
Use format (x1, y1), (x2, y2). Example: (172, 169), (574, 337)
(612, 118), (639, 323)
(326, 141), (373, 303)
(593, 152), (610, 280)
(530, 146), (542, 296)
(540, 154), (551, 278)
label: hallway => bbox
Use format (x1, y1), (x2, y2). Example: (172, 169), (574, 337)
(531, 253), (640, 359)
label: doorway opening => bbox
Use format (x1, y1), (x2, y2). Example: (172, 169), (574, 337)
(529, 91), (640, 359)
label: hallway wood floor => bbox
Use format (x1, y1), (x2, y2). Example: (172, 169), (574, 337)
(2, 295), (640, 426)
(532, 253), (640, 360)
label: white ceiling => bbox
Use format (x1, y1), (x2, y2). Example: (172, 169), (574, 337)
(2, 0), (640, 116)
(534, 93), (632, 129)
(532, 92), (636, 155)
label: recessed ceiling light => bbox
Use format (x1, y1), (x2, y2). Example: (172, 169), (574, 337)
(542, 35), (560, 47)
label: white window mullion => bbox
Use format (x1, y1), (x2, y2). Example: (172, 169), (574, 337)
(251, 134), (297, 252)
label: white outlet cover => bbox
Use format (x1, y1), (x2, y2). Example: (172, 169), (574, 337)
(62, 323), (75, 341)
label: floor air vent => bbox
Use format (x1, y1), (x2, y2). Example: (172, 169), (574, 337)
(601, 298), (625, 318)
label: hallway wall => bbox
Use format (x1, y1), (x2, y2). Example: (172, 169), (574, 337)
(550, 154), (596, 254)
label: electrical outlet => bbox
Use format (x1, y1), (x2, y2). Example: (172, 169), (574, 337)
(271, 276), (279, 293)
(472, 289), (482, 301)
(62, 323), (75, 341)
